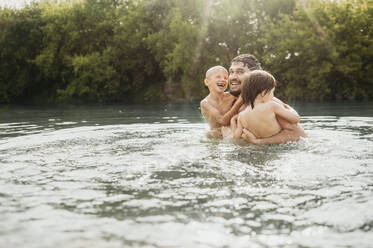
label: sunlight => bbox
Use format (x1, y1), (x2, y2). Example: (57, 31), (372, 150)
(297, 0), (327, 41)
(295, 0), (339, 58)
(0, 0), (36, 9)
(191, 0), (214, 67)
(296, 0), (330, 43)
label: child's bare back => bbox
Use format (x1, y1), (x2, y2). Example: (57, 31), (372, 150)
(232, 70), (300, 141)
(239, 101), (283, 138)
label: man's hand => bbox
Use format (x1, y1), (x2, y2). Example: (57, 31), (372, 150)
(242, 129), (259, 144)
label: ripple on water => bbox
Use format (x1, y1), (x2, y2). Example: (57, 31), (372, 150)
(1, 117), (373, 247)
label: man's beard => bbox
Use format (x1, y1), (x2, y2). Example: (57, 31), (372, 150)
(229, 89), (241, 97)
(229, 79), (241, 97)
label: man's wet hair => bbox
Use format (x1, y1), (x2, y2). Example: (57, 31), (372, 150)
(205, 65), (228, 78)
(231, 54), (262, 71)
(241, 70), (277, 109)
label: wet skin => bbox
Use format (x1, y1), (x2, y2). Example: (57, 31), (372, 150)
(229, 61), (251, 97)
(200, 69), (243, 138)
(228, 62), (306, 144)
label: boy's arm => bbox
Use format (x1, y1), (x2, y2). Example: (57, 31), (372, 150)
(273, 97), (298, 115)
(272, 97), (284, 105)
(200, 97), (243, 126)
(273, 102), (300, 124)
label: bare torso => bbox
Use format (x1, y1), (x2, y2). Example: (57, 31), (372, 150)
(239, 102), (282, 138)
(201, 92), (237, 130)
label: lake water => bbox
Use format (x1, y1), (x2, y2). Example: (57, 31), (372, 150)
(1, 102), (373, 248)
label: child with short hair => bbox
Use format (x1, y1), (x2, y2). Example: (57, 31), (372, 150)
(232, 70), (300, 139)
(200, 65), (243, 138)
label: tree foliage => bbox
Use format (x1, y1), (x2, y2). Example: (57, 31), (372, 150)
(0, 0), (372, 103)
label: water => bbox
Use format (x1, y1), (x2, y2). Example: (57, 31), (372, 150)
(1, 102), (373, 248)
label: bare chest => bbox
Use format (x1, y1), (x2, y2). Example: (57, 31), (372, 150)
(216, 97), (236, 115)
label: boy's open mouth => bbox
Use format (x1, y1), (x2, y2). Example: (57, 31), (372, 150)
(217, 82), (226, 89)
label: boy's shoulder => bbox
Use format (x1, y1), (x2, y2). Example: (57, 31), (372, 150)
(200, 94), (213, 109)
(266, 100), (282, 109)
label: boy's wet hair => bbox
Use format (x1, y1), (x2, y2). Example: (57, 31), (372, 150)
(231, 54), (262, 71)
(241, 70), (277, 109)
(205, 65), (228, 78)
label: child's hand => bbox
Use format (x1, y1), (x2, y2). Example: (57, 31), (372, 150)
(242, 129), (259, 144)
(230, 115), (238, 128)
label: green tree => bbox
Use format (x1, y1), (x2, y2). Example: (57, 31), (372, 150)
(0, 0), (371, 103)
(260, 0), (373, 100)
(0, 5), (44, 103)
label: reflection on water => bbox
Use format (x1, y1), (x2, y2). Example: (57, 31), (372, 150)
(0, 102), (373, 248)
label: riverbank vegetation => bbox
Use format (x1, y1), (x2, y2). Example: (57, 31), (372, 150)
(0, 0), (371, 104)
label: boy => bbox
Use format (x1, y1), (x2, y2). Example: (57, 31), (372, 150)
(200, 65), (243, 138)
(232, 70), (300, 140)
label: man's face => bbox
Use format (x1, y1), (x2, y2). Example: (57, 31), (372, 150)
(229, 62), (251, 97)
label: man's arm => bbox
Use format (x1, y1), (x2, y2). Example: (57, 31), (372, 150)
(242, 127), (303, 144)
(200, 97), (243, 126)
(242, 123), (306, 144)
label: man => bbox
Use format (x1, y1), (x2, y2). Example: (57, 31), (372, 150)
(228, 54), (306, 144)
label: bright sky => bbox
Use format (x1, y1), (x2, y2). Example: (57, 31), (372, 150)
(0, 0), (39, 9)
